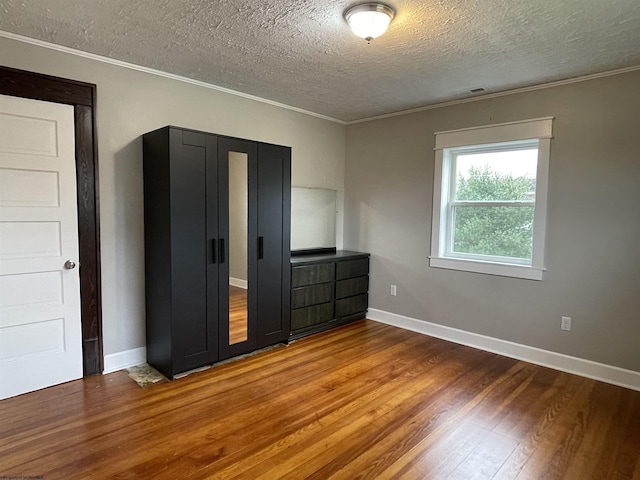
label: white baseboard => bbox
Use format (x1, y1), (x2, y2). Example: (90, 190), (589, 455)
(229, 277), (248, 289)
(103, 347), (147, 374)
(368, 308), (640, 392)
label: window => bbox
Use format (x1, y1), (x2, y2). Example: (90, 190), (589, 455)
(430, 117), (553, 280)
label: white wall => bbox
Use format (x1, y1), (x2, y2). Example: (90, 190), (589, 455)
(0, 35), (346, 358)
(345, 69), (640, 374)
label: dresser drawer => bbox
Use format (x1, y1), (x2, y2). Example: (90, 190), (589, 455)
(336, 258), (369, 280)
(291, 263), (335, 288)
(336, 275), (369, 299)
(291, 302), (334, 330)
(291, 283), (334, 309)
(335, 293), (368, 318)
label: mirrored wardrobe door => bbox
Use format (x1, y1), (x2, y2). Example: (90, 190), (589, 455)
(228, 151), (248, 345)
(218, 137), (257, 360)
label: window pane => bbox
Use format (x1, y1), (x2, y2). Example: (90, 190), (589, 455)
(454, 149), (538, 201)
(452, 205), (535, 260)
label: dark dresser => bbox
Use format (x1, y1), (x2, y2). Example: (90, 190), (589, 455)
(290, 250), (369, 340)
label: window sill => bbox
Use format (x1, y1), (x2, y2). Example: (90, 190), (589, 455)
(429, 256), (544, 281)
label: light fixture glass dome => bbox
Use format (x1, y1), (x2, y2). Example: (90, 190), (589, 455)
(345, 3), (395, 42)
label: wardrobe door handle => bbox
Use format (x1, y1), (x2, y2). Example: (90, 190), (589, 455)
(211, 239), (216, 264)
(219, 238), (226, 263)
(258, 236), (264, 260)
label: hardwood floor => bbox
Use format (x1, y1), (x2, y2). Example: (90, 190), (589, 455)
(2, 320), (640, 479)
(229, 285), (248, 344)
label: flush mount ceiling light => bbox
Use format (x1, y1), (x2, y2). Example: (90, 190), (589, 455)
(344, 2), (395, 43)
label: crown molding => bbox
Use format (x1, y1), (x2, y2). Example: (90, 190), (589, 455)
(0, 30), (346, 125)
(347, 64), (640, 125)
(3, 29), (639, 127)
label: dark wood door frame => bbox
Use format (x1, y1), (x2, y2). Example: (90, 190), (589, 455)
(0, 65), (103, 375)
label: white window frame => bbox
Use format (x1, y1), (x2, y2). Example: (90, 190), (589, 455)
(430, 117), (553, 281)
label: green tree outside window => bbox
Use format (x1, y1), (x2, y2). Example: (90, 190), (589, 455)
(453, 165), (535, 260)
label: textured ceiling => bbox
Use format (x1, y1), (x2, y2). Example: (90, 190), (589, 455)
(1, 0), (639, 122)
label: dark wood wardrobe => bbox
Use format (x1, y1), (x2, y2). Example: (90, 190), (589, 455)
(143, 126), (291, 379)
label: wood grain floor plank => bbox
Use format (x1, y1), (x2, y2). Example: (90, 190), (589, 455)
(6, 323), (423, 477)
(445, 431), (519, 480)
(565, 381), (640, 480)
(0, 321), (380, 457)
(183, 331), (461, 479)
(393, 420), (493, 480)
(378, 362), (531, 479)
(245, 347), (483, 480)
(1, 320), (639, 480)
(317, 355), (521, 480)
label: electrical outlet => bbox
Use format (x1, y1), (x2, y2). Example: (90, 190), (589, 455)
(561, 316), (572, 331)
(390, 284), (397, 296)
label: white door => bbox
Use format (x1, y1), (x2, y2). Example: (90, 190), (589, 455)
(0, 94), (82, 400)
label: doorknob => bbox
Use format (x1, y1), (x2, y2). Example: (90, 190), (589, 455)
(64, 260), (77, 270)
